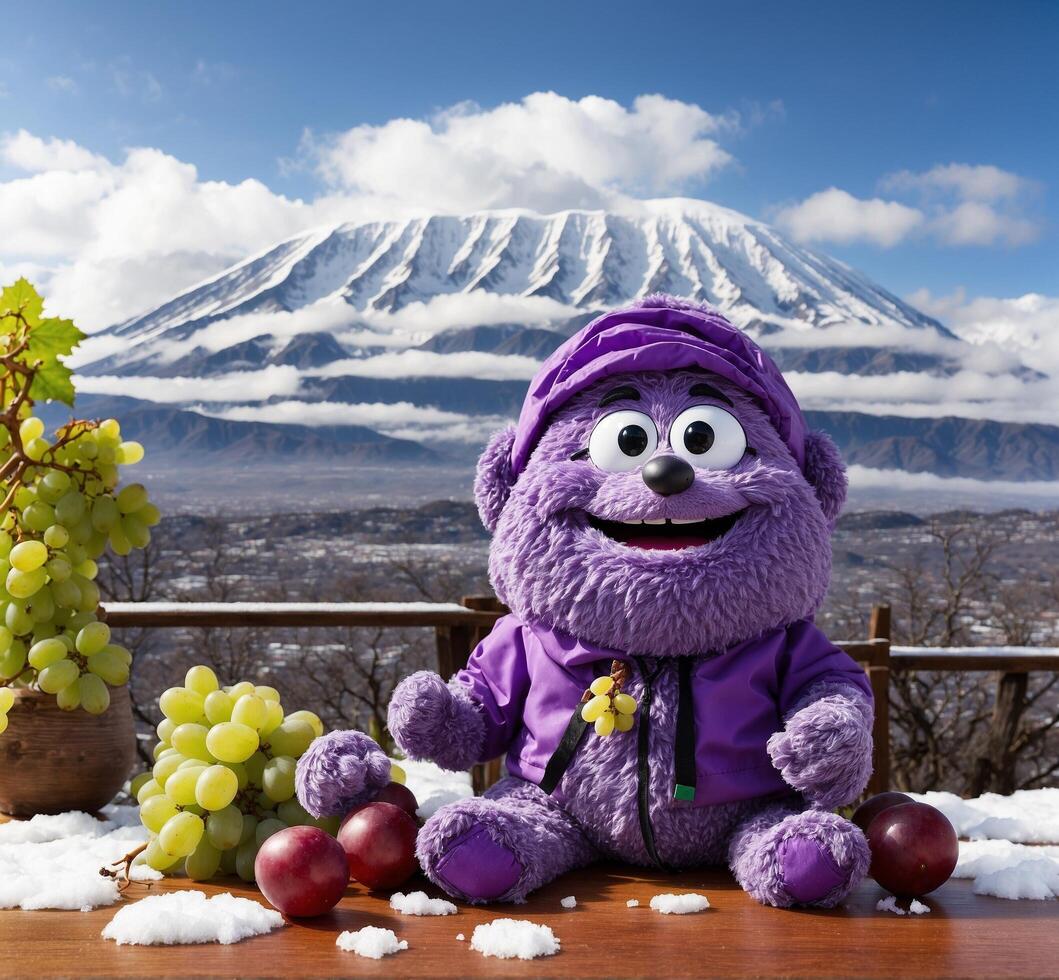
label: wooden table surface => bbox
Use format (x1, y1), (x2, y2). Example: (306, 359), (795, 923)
(1, 864), (1057, 979)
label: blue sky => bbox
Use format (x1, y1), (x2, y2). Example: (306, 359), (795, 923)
(1, 0), (1056, 324)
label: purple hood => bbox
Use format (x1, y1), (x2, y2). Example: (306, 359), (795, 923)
(510, 297), (809, 476)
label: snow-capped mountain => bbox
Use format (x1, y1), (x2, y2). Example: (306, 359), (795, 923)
(72, 199), (1059, 487)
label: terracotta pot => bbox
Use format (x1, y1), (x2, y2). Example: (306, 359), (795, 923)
(0, 685), (137, 817)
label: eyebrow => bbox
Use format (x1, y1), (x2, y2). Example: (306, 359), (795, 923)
(598, 384), (641, 407)
(688, 382), (733, 406)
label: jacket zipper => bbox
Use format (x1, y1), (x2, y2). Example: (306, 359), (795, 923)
(633, 656), (664, 868)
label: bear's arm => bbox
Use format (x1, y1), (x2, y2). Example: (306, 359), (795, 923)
(388, 614), (531, 772)
(766, 620), (874, 808)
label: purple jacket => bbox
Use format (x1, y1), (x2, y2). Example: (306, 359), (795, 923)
(456, 615), (872, 806)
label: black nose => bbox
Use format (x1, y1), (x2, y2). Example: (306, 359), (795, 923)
(641, 454), (695, 496)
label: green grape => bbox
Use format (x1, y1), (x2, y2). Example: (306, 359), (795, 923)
(159, 687), (204, 724)
(156, 717), (176, 743)
(203, 690), (233, 725)
(277, 798), (312, 827)
(116, 441), (145, 464)
(105, 643), (132, 666)
(75, 558), (97, 580)
(244, 751), (267, 787)
(75, 621), (110, 656)
(262, 756), (297, 803)
(72, 575), (99, 612)
(185, 838), (222, 881)
(136, 778), (163, 804)
(152, 752), (185, 787)
(259, 699), (284, 738)
(195, 764), (238, 811)
(223, 761), (248, 791)
(86, 649), (128, 686)
(23, 438), (50, 462)
(235, 839), (259, 882)
(317, 815), (341, 836)
(9, 541), (47, 573)
(171, 722), (212, 760)
(140, 794), (180, 833)
(108, 523), (131, 556)
(6, 566), (46, 599)
(165, 765), (207, 806)
(22, 501), (56, 532)
(43, 525), (69, 549)
(40, 469), (70, 498)
(121, 515), (150, 549)
(27, 589), (54, 623)
(5, 603), (33, 636)
(128, 771), (151, 798)
(158, 811), (204, 858)
(0, 626), (10, 656)
(0, 639), (27, 678)
(50, 578), (80, 609)
(54, 492), (85, 526)
(254, 817), (286, 849)
(0, 533), (12, 559)
(219, 846), (238, 876)
(66, 610), (94, 631)
(0, 714), (7, 735)
(27, 637), (67, 670)
(78, 673), (110, 714)
(283, 707), (324, 737)
(205, 722), (259, 764)
(265, 719), (315, 758)
(225, 681), (255, 701)
(185, 665), (219, 696)
(254, 685), (280, 703)
(151, 740), (171, 762)
(37, 658), (78, 694)
(116, 484), (148, 514)
(205, 804), (244, 851)
(19, 417), (44, 443)
(231, 694), (268, 731)
(144, 838), (182, 872)
(239, 813), (258, 846)
(55, 681), (81, 711)
(90, 495), (118, 532)
(0, 687), (14, 714)
(100, 418), (121, 441)
(139, 502), (161, 527)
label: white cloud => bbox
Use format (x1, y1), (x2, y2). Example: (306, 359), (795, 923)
(847, 465), (1059, 507)
(46, 76), (79, 95)
(929, 201), (1038, 247)
(310, 92), (737, 213)
(882, 163), (1031, 203)
(2, 130), (107, 173)
(315, 350), (541, 382)
(74, 366), (301, 403)
(773, 188), (924, 247)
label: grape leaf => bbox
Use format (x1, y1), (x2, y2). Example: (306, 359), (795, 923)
(26, 317), (84, 406)
(0, 279), (44, 333)
(30, 360), (77, 405)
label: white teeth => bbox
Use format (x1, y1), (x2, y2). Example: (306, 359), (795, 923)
(620, 519), (643, 525)
(670, 517), (701, 525)
(643, 518), (666, 525)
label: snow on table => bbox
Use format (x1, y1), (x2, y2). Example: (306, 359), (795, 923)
(389, 890), (458, 916)
(0, 805), (158, 911)
(650, 893), (711, 914)
(336, 926), (408, 958)
(470, 919), (561, 960)
(876, 896), (930, 915)
(912, 788), (1059, 844)
(398, 758), (474, 820)
(953, 840), (1059, 900)
(102, 891), (284, 946)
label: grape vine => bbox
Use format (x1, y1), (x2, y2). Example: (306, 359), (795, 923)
(0, 278), (159, 732)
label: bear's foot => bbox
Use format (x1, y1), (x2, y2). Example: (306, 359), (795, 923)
(418, 777), (597, 904)
(729, 806), (869, 908)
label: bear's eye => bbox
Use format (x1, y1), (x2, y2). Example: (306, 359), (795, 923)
(669, 405), (747, 470)
(587, 410), (658, 472)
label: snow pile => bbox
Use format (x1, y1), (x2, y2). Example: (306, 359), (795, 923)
(649, 893), (711, 914)
(626, 899), (640, 908)
(456, 933), (465, 941)
(336, 926), (408, 959)
(0, 805), (158, 911)
(953, 840), (1059, 900)
(912, 788), (1059, 844)
(560, 895), (577, 909)
(389, 890), (457, 916)
(470, 919), (560, 960)
(102, 891), (284, 945)
(398, 758), (474, 820)
(876, 896), (930, 915)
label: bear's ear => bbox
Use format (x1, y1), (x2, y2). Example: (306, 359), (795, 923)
(474, 425), (517, 532)
(803, 429), (847, 527)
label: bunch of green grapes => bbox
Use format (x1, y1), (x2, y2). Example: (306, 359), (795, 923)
(0, 416), (159, 716)
(130, 664), (333, 882)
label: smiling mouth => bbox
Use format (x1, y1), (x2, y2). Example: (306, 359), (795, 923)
(585, 510), (747, 550)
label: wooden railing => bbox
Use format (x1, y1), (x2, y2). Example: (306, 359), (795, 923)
(100, 598), (1059, 797)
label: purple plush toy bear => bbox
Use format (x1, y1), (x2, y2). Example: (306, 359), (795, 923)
(296, 297), (875, 909)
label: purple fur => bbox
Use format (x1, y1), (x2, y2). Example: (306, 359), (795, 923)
(294, 730), (391, 818)
(767, 688), (874, 809)
(417, 777), (597, 904)
(803, 429), (848, 527)
(729, 807), (870, 908)
(474, 425), (516, 532)
(387, 671), (485, 771)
